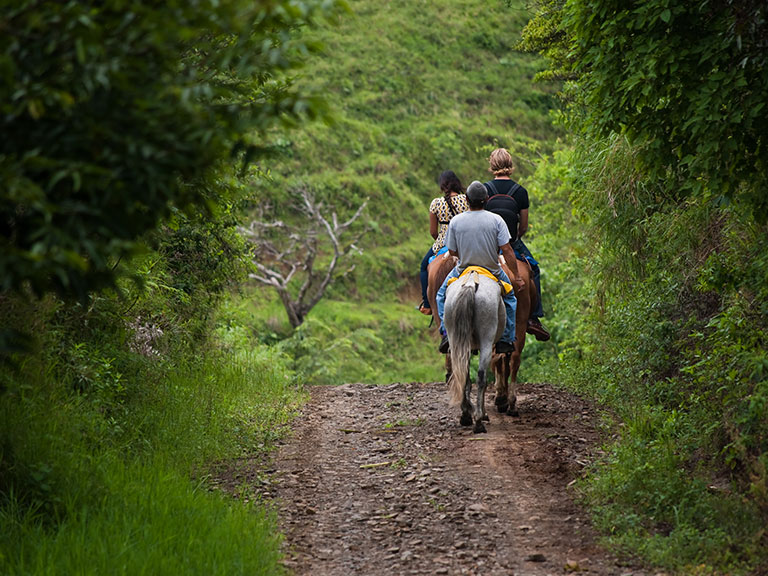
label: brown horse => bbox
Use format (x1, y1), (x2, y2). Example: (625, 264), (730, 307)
(492, 254), (536, 416)
(426, 250), (457, 382)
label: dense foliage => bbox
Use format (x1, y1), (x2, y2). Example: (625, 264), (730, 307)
(0, 297), (301, 574)
(5, 0), (765, 573)
(1, 1), (343, 573)
(522, 1), (768, 572)
(566, 1), (768, 213)
(0, 0), (344, 300)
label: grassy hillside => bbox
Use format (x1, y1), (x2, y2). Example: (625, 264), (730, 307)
(244, 0), (564, 383)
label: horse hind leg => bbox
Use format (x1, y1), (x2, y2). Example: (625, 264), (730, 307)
(479, 360), (491, 421)
(473, 353), (492, 434)
(506, 351), (521, 417)
(493, 352), (512, 413)
(460, 371), (473, 427)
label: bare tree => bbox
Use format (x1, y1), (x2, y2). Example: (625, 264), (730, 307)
(239, 188), (368, 328)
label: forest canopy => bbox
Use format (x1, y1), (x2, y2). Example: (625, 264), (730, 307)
(521, 0), (768, 213)
(0, 0), (346, 301)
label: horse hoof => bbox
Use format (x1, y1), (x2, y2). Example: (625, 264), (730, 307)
(460, 414), (473, 427)
(473, 421), (487, 434)
(496, 401), (509, 413)
(482, 414), (490, 422)
(506, 407), (520, 417)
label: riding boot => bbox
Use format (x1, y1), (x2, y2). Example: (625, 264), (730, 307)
(438, 333), (450, 354)
(526, 318), (550, 341)
(495, 340), (515, 354)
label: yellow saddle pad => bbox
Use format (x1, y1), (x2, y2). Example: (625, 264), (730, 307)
(446, 266), (512, 295)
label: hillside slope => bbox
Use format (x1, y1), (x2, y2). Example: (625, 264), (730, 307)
(253, 0), (559, 286)
(244, 0), (563, 382)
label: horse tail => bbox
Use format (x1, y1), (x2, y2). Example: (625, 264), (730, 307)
(448, 283), (475, 406)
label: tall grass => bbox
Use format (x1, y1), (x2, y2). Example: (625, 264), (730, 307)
(1, 463), (283, 576)
(0, 321), (299, 575)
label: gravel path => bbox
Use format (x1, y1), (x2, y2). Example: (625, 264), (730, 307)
(222, 381), (650, 576)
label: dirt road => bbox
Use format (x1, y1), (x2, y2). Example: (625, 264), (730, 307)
(241, 381), (650, 575)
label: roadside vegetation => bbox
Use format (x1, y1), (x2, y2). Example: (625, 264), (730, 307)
(0, 1), (340, 574)
(520, 1), (768, 572)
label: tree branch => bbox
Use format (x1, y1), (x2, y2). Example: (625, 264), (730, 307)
(242, 187), (368, 327)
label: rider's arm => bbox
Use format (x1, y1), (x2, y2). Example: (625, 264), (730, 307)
(429, 211), (439, 239)
(517, 209), (529, 240)
(500, 243), (525, 288)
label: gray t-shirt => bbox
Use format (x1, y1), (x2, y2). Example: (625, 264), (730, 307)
(445, 209), (511, 275)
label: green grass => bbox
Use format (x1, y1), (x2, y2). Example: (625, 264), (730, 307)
(275, 298), (446, 385)
(0, 462), (283, 576)
(0, 327), (300, 575)
(580, 406), (764, 573)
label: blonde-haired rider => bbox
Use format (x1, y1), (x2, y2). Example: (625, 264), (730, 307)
(484, 148), (550, 341)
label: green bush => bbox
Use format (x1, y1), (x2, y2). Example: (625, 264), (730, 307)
(0, 279), (303, 573)
(542, 134), (768, 571)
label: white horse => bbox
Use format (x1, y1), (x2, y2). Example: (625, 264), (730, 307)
(444, 270), (505, 433)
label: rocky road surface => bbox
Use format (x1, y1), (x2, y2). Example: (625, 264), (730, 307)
(223, 381), (651, 576)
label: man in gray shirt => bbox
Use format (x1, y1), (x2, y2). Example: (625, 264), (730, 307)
(436, 181), (524, 354)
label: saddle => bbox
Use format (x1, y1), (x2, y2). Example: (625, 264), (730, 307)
(446, 266), (513, 295)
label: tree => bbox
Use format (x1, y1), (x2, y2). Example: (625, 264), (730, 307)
(0, 0), (347, 301)
(239, 188), (367, 328)
(516, 0), (575, 83)
(523, 0), (768, 213)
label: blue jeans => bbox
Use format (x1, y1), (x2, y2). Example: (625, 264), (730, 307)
(419, 247), (434, 306)
(436, 266), (517, 343)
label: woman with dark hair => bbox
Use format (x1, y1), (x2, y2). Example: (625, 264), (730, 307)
(418, 170), (469, 315)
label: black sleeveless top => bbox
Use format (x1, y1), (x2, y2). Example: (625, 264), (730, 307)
(484, 180), (526, 238)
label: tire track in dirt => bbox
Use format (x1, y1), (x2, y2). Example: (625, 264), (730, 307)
(236, 381), (649, 575)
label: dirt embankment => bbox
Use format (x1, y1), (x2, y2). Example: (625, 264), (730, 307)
(220, 381), (651, 576)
